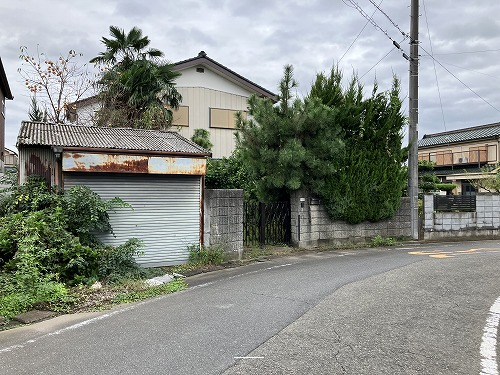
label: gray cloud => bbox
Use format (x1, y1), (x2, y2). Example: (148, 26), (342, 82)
(1, 0), (499, 151)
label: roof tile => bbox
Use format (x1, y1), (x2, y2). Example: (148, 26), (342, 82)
(419, 122), (500, 147)
(17, 121), (210, 155)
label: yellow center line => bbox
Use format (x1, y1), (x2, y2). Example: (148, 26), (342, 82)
(408, 247), (500, 258)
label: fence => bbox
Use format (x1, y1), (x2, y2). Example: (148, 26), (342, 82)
(433, 195), (476, 212)
(423, 193), (500, 240)
(243, 201), (291, 247)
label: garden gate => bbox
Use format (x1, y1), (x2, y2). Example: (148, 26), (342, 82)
(243, 201), (291, 247)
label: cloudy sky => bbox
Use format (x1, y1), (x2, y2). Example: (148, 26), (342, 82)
(1, 0), (500, 151)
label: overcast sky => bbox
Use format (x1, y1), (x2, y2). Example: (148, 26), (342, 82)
(1, 0), (500, 151)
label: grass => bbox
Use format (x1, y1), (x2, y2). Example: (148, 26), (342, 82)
(1, 237), (411, 330)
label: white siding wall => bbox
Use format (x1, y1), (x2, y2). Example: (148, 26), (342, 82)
(175, 86), (250, 158)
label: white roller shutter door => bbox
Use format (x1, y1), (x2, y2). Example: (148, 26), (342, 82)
(64, 172), (201, 267)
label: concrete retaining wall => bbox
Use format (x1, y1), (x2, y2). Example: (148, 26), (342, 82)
(203, 189), (244, 258)
(290, 190), (411, 248)
(423, 194), (500, 240)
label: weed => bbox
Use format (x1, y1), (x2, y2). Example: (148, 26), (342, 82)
(112, 279), (186, 304)
(188, 244), (225, 266)
(369, 235), (398, 247)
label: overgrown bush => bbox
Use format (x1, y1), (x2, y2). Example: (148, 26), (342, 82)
(63, 185), (130, 246)
(0, 251), (72, 318)
(205, 151), (257, 201)
(98, 238), (145, 283)
(188, 244), (225, 266)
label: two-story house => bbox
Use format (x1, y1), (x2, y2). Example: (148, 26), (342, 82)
(418, 122), (500, 195)
(0, 58), (14, 172)
(69, 51), (277, 159)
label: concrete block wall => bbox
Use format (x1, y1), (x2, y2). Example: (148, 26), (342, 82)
(422, 194), (500, 240)
(290, 190), (411, 248)
(203, 189), (244, 258)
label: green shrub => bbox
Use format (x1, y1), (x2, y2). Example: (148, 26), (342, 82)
(0, 251), (71, 318)
(188, 244), (225, 265)
(436, 183), (456, 193)
(369, 235), (397, 247)
(63, 185), (130, 246)
(191, 128), (213, 151)
(98, 238), (145, 283)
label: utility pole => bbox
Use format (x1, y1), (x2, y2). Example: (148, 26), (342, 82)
(408, 0), (419, 240)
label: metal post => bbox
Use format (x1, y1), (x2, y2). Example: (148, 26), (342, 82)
(408, 0), (419, 240)
(258, 202), (266, 247)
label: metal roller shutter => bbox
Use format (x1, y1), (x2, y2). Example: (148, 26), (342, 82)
(64, 172), (201, 267)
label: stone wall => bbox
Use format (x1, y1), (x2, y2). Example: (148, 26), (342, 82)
(290, 190), (411, 248)
(203, 189), (244, 259)
(422, 194), (500, 240)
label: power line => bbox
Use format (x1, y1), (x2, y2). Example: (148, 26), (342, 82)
(432, 48), (500, 56)
(421, 45), (500, 113)
(360, 46), (396, 79)
(422, 0), (446, 131)
(368, 0), (409, 39)
(346, 0), (409, 60)
(339, 0), (384, 64)
(420, 56), (500, 81)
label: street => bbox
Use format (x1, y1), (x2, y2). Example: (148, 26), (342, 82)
(1, 240), (500, 374)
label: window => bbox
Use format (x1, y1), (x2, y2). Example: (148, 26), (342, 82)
(209, 108), (247, 129)
(462, 181), (476, 196)
(171, 106), (189, 127)
(436, 150), (452, 166)
(1, 98), (4, 118)
(469, 146), (487, 163)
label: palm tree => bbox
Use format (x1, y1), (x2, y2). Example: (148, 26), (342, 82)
(90, 26), (163, 68)
(91, 26), (182, 130)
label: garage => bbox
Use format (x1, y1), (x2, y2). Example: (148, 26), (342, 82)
(17, 121), (210, 267)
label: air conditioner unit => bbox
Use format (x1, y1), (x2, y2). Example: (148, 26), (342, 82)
(458, 158), (463, 163)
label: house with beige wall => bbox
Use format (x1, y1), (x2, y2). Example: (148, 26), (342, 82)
(0, 58), (13, 172)
(418, 122), (500, 195)
(68, 51), (276, 159)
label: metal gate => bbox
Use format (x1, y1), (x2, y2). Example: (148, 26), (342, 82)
(244, 201), (291, 247)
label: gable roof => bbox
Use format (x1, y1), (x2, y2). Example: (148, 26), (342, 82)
(419, 122), (500, 148)
(17, 121), (211, 156)
(0, 58), (13, 100)
(69, 51), (277, 109)
(174, 51), (277, 101)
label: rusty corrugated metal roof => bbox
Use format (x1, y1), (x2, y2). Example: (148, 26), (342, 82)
(17, 121), (211, 156)
(419, 122), (500, 148)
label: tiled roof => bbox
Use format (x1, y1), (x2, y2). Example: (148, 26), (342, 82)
(17, 121), (211, 155)
(419, 122), (500, 147)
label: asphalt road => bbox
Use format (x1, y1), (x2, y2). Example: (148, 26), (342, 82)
(1, 240), (500, 374)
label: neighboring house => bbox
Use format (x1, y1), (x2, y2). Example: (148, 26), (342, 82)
(418, 122), (500, 195)
(4, 147), (18, 171)
(0, 58), (14, 172)
(17, 121), (211, 266)
(68, 51), (277, 158)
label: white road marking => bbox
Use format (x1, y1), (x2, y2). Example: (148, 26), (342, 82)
(234, 356), (264, 359)
(480, 296), (500, 375)
(0, 262), (295, 355)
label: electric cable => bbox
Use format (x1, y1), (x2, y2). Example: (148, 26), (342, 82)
(422, 0), (446, 131)
(339, 0), (384, 64)
(368, 0), (409, 39)
(421, 45), (500, 113)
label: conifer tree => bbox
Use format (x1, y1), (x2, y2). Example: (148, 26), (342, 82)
(236, 65), (344, 201)
(309, 68), (407, 223)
